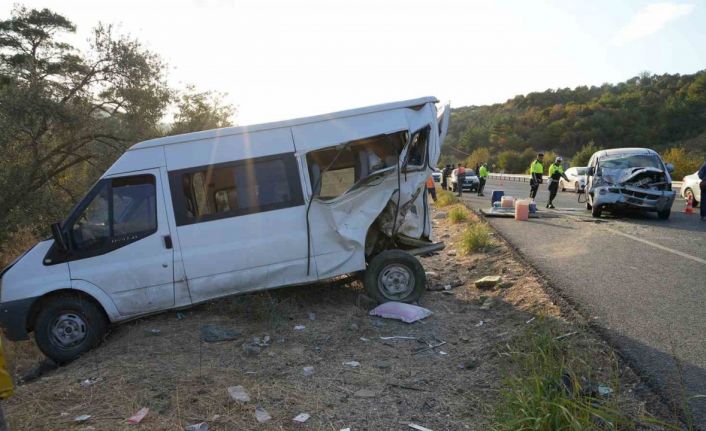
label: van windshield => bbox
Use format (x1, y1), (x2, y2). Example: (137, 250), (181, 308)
(599, 154), (662, 170)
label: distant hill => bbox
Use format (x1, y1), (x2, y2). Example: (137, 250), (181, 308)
(443, 70), (706, 166)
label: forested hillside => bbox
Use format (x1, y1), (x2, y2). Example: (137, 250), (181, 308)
(443, 71), (706, 174)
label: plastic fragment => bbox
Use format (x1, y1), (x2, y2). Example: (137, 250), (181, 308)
(409, 423), (433, 431)
(369, 302), (432, 323)
(127, 407), (149, 424)
(293, 412), (310, 423)
(227, 385), (251, 403)
(255, 406), (271, 423)
(343, 361), (360, 368)
(74, 414), (91, 422)
(184, 422), (209, 431)
(294, 324), (306, 331)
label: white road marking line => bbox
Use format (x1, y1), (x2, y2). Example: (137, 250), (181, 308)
(604, 227), (706, 266)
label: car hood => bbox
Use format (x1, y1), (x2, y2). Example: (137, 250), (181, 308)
(602, 167), (667, 185)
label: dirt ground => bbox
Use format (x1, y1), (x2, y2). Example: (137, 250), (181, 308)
(2, 204), (676, 430)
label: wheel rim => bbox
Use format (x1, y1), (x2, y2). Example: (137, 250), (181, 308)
(50, 313), (87, 348)
(377, 263), (415, 300)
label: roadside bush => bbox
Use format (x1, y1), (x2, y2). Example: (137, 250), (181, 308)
(448, 206), (468, 223)
(459, 222), (491, 253)
(435, 189), (458, 207)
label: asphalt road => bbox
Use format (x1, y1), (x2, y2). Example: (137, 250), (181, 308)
(456, 178), (706, 427)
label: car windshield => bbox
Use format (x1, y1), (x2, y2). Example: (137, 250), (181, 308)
(599, 154), (662, 170)
(466, 169), (476, 176)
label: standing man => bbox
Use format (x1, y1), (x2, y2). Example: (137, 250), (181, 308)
(698, 160), (706, 221)
(456, 163), (466, 197)
(529, 152), (544, 199)
(546, 157), (569, 209)
(426, 175), (437, 202)
(478, 162), (488, 196)
(441, 164), (451, 190)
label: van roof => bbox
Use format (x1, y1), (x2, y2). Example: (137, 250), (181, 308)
(130, 96), (439, 151)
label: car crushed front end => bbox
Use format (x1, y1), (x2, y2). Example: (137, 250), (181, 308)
(591, 167), (676, 213)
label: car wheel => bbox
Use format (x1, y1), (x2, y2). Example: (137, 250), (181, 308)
(364, 250), (426, 304)
(657, 208), (671, 220)
(34, 295), (107, 364)
(591, 204), (602, 218)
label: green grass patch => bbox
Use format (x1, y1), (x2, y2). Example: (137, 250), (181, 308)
(493, 320), (680, 431)
(435, 189), (458, 207)
(459, 222), (491, 253)
(448, 206), (468, 223)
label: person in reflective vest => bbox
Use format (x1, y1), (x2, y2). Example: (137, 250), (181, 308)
(478, 163), (488, 196)
(426, 175), (437, 202)
(547, 156), (569, 209)
(529, 153), (544, 199)
(456, 163), (466, 197)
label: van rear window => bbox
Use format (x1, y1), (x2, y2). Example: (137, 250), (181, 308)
(169, 153), (303, 225)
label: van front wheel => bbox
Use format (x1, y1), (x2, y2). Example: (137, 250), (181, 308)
(34, 295), (107, 364)
(364, 250), (426, 303)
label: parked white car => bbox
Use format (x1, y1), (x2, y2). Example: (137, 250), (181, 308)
(0, 97), (450, 363)
(559, 167), (587, 193)
(447, 168), (479, 192)
(431, 169), (442, 183)
(680, 171), (702, 208)
(585, 148), (675, 219)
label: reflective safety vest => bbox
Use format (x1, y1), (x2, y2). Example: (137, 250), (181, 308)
(479, 165), (488, 178)
(530, 160), (544, 174)
(548, 163), (564, 179)
(426, 176), (434, 188)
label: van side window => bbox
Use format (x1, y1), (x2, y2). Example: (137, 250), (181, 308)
(170, 153), (303, 225)
(70, 175), (157, 252)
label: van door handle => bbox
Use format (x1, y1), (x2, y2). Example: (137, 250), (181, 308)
(163, 235), (173, 249)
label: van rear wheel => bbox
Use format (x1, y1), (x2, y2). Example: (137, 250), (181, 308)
(364, 250), (426, 303)
(34, 295), (107, 364)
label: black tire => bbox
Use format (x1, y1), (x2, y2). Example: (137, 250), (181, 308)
(34, 295), (107, 364)
(657, 208), (671, 220)
(364, 250), (426, 304)
(591, 204), (602, 218)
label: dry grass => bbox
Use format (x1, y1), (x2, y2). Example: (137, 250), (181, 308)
(1, 209), (677, 430)
(458, 222), (492, 254)
(448, 205), (468, 223)
(434, 189), (458, 207)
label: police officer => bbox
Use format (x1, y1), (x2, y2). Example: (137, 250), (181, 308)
(529, 152), (544, 199)
(441, 164), (452, 190)
(547, 156), (569, 209)
(478, 162), (488, 196)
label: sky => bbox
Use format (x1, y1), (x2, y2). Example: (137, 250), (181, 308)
(2, 0), (705, 125)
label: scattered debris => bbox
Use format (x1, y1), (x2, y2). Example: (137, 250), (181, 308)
(372, 319), (385, 327)
(480, 297), (494, 310)
(251, 335), (271, 347)
(412, 341), (447, 355)
(447, 250), (457, 257)
(343, 361), (360, 368)
(176, 311), (186, 320)
(74, 414), (91, 423)
(127, 407), (149, 424)
(369, 302), (433, 323)
(79, 377), (100, 388)
(227, 385), (251, 403)
(526, 317), (536, 324)
(475, 320), (484, 327)
(555, 331), (578, 341)
(200, 324), (240, 342)
(359, 337), (370, 342)
(341, 428), (351, 431)
(255, 406), (272, 423)
(303, 366), (315, 376)
(241, 342), (261, 356)
(379, 336), (416, 340)
(475, 275), (501, 290)
(293, 412), (310, 423)
(185, 422), (209, 431)
(294, 324), (306, 331)
(145, 328), (161, 336)
(353, 388), (379, 398)
(409, 423), (433, 431)
(597, 385), (614, 397)
(349, 322), (360, 331)
(308, 312), (317, 321)
(433, 211), (447, 219)
(374, 361), (391, 369)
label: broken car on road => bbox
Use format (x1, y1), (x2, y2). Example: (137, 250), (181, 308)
(0, 97), (450, 363)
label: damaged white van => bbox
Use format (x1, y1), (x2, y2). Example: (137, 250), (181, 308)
(585, 148), (676, 219)
(0, 97), (450, 362)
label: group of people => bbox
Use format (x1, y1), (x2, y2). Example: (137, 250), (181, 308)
(530, 152), (569, 209)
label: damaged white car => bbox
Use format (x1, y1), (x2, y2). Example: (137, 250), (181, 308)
(0, 97), (450, 363)
(585, 148), (676, 219)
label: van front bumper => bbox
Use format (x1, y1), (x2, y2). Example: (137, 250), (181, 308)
(593, 186), (676, 212)
(0, 297), (35, 341)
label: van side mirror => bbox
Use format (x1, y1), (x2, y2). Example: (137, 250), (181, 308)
(51, 222), (68, 251)
(587, 166), (595, 176)
(665, 163), (674, 173)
